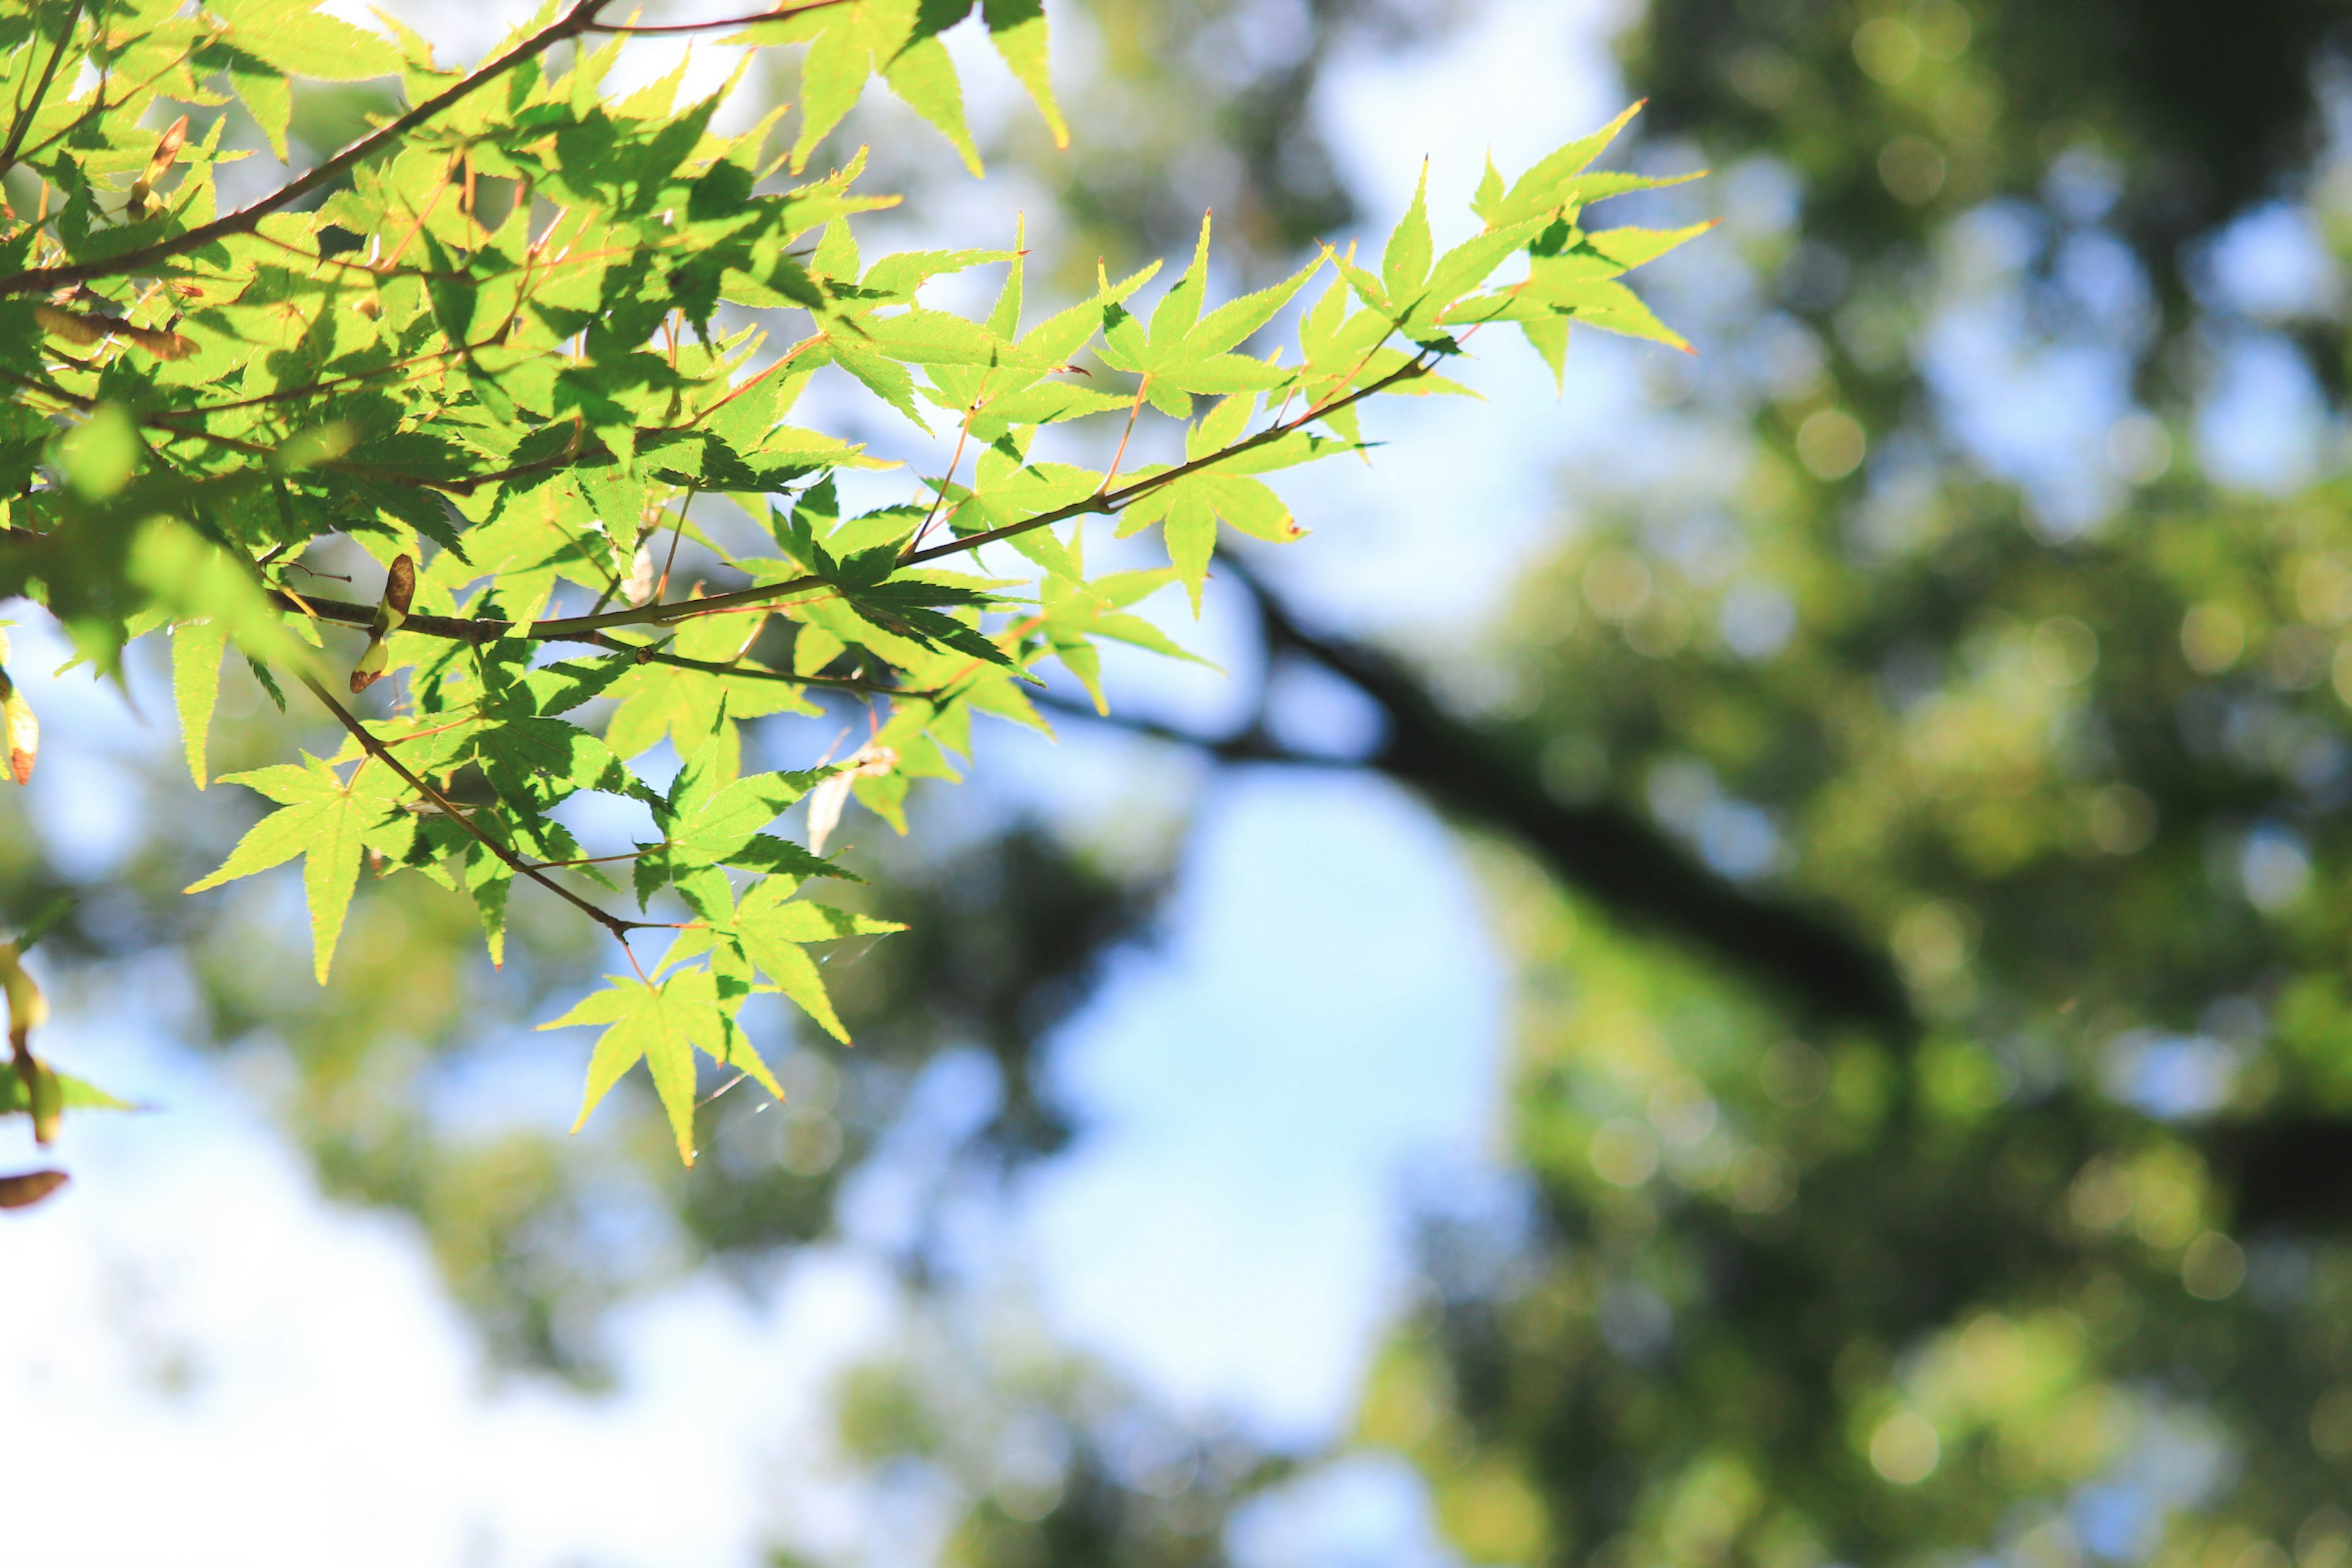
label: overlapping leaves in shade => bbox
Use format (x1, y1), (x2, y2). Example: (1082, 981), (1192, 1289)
(0, 0), (1699, 1156)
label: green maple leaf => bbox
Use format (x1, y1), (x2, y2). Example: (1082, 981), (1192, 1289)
(634, 715), (845, 910)
(206, 0), (402, 159)
(922, 233), (1154, 437)
(834, 577), (1021, 668)
(1117, 472), (1295, 612)
(663, 763), (839, 873)
(801, 225), (1022, 428)
(491, 655), (640, 720)
(726, 876), (903, 1042)
(172, 619), (227, 789)
(734, 0), (1065, 176)
(1383, 161), (1436, 305)
(603, 612), (816, 763)
(1440, 224), (1714, 368)
(1039, 562), (1207, 713)
(472, 715), (642, 806)
(738, 0), (982, 176)
(930, 442), (1102, 581)
(1115, 396), (1343, 609)
(539, 968), (751, 1164)
(1306, 123), (1703, 383)
(1096, 214), (1321, 417)
(1464, 104), (1698, 229)
(978, 0), (1066, 148)
(186, 753), (401, 983)
(1328, 172), (1547, 349)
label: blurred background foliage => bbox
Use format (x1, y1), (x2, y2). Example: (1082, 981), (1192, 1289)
(16, 0), (2352, 1563)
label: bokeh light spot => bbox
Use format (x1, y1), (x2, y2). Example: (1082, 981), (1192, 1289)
(1869, 1411), (1941, 1484)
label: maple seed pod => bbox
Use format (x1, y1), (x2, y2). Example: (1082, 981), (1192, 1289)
(0, 670), (36, 785)
(350, 553), (417, 693)
(127, 113), (189, 213)
(348, 648), (386, 693)
(0, 1169), (68, 1210)
(0, 940), (49, 1055)
(0, 943), (57, 1145)
(26, 1060), (60, 1145)
(32, 304), (107, 345)
(31, 305), (194, 360)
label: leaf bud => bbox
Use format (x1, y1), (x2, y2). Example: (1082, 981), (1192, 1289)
(0, 671), (35, 785)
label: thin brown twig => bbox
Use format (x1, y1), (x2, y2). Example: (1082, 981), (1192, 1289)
(905, 407), (976, 557)
(523, 849), (654, 870)
(1096, 379), (1148, 496)
(654, 488), (696, 602)
(692, 332), (824, 428)
(372, 152), (463, 276)
(675, 593), (831, 618)
(581, 0), (850, 35)
(372, 712), (485, 750)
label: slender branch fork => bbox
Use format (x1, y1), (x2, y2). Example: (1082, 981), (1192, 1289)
(297, 672), (669, 948)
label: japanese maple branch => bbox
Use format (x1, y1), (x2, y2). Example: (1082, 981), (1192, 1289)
(297, 670), (663, 943)
(217, 350), (1441, 654)
(0, 0), (859, 298)
(257, 346), (1442, 657)
(521, 346), (1444, 639)
(175, 337), (1431, 671)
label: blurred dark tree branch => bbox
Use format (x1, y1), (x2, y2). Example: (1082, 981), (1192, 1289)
(1048, 553), (1919, 1038)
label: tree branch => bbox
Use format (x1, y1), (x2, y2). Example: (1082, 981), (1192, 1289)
(581, 0), (852, 33)
(296, 670), (659, 944)
(1, 0), (668, 298)
(1030, 690), (1337, 768)
(1052, 554), (1918, 1039)
(268, 587), (913, 696)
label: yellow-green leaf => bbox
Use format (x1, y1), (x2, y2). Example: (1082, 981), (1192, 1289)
(172, 620), (227, 789)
